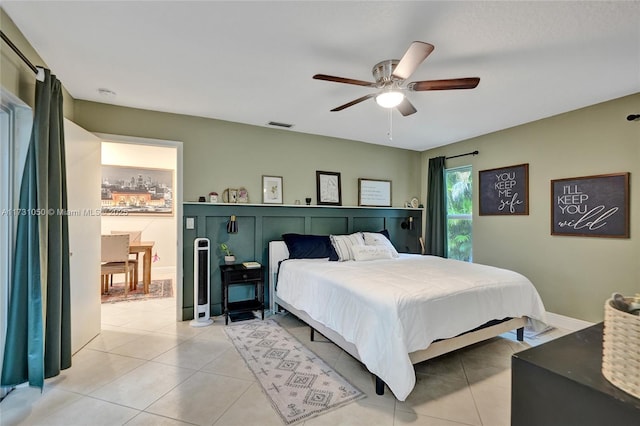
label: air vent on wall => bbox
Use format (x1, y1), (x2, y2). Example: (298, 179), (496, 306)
(268, 121), (294, 128)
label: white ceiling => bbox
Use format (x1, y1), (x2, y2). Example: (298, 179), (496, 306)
(3, 1), (639, 151)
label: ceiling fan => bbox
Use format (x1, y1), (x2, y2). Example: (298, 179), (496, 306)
(313, 41), (480, 117)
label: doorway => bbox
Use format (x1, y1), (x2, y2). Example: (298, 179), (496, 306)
(0, 88), (32, 399)
(96, 134), (183, 320)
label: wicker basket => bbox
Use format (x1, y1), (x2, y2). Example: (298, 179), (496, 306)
(602, 297), (640, 399)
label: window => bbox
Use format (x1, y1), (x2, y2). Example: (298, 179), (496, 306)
(445, 165), (472, 261)
(1, 88), (32, 398)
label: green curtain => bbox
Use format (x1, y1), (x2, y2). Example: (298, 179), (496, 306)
(425, 156), (447, 257)
(1, 69), (71, 389)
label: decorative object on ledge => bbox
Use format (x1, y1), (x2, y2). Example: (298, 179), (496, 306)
(551, 172), (629, 238)
(401, 216), (414, 230)
(479, 163), (529, 215)
(316, 170), (342, 205)
(223, 188), (238, 203)
(305, 197), (312, 205)
(410, 197), (420, 208)
(237, 187), (249, 203)
(262, 175), (283, 204)
(226, 215), (238, 234)
(358, 178), (392, 207)
(209, 191), (218, 203)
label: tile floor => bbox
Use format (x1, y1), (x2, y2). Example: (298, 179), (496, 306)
(0, 297), (571, 426)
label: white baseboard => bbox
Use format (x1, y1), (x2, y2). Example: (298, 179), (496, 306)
(152, 266), (176, 279)
(151, 266), (175, 273)
(545, 311), (595, 332)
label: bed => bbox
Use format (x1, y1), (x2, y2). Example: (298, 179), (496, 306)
(268, 235), (547, 401)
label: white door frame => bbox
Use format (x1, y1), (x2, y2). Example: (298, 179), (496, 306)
(94, 133), (184, 320)
(0, 88), (32, 399)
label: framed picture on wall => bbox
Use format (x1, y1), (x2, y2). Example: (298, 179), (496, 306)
(262, 175), (283, 204)
(316, 171), (342, 205)
(358, 178), (392, 207)
(479, 163), (529, 215)
(101, 165), (174, 215)
(551, 172), (629, 238)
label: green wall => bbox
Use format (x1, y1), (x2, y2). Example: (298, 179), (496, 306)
(1, 8), (75, 118)
(5, 4), (637, 322)
(182, 203), (422, 320)
(421, 93), (640, 323)
(73, 100), (422, 207)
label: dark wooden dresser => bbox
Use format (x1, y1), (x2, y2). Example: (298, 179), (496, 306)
(512, 322), (640, 426)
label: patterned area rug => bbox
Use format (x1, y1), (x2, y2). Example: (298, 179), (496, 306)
(101, 279), (173, 303)
(224, 319), (365, 425)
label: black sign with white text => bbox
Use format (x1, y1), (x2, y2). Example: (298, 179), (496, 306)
(479, 164), (529, 215)
(551, 173), (629, 238)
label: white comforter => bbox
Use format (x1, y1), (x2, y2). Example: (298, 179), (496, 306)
(276, 254), (547, 401)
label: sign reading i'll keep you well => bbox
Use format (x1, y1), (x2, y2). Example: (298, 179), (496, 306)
(551, 172), (630, 238)
(479, 163), (529, 215)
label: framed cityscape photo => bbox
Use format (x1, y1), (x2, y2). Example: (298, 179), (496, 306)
(101, 165), (173, 215)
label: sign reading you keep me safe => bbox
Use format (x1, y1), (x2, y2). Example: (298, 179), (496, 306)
(479, 163), (529, 216)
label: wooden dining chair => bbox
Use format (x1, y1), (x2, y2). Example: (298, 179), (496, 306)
(101, 234), (136, 296)
(110, 230), (142, 288)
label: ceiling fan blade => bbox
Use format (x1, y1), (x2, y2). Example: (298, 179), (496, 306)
(330, 94), (375, 112)
(392, 41), (435, 80)
(396, 98), (417, 116)
(313, 74), (375, 87)
(409, 77), (480, 91)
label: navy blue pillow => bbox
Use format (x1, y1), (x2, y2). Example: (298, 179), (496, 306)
(378, 229), (390, 240)
(282, 234), (339, 261)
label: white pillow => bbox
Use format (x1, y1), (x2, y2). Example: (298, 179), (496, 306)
(330, 233), (365, 261)
(351, 245), (394, 261)
(361, 232), (400, 258)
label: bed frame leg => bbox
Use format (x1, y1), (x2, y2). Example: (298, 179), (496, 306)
(516, 327), (524, 341)
(310, 327), (315, 342)
(375, 376), (385, 395)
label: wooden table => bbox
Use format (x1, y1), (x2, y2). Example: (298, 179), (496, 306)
(129, 241), (154, 293)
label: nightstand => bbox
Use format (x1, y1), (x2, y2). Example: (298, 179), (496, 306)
(220, 264), (265, 325)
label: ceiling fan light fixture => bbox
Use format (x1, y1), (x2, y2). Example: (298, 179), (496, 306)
(375, 90), (404, 108)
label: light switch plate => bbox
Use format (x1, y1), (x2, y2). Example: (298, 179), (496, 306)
(186, 217), (195, 229)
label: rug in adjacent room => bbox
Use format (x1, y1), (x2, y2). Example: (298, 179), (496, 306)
(101, 279), (173, 303)
(224, 319), (365, 425)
